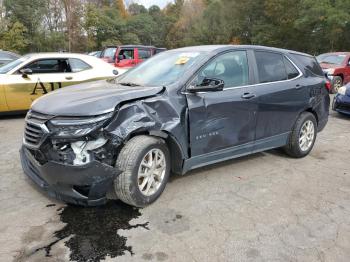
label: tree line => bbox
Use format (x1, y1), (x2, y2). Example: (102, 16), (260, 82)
(0, 0), (349, 55)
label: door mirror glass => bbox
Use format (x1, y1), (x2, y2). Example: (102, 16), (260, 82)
(188, 77), (224, 93)
(20, 68), (32, 78)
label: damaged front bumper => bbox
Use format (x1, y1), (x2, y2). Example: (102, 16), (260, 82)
(20, 146), (121, 206)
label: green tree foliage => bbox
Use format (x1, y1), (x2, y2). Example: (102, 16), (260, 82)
(0, 21), (28, 52)
(1, 0), (350, 55)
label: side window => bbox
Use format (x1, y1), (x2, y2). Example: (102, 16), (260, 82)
(284, 57), (300, 79)
(255, 51), (287, 83)
(69, 58), (91, 73)
(119, 49), (134, 60)
(22, 59), (71, 74)
(193, 51), (249, 88)
(138, 49), (152, 60)
(291, 54), (323, 77)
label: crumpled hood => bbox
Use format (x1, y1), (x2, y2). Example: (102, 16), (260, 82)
(31, 80), (164, 116)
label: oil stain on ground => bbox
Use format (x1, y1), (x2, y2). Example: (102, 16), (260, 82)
(39, 201), (148, 262)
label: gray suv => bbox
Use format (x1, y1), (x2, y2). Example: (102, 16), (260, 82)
(20, 45), (330, 207)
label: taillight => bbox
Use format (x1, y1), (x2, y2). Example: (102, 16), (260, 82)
(325, 80), (331, 92)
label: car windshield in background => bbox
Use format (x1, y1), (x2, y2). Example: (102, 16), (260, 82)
(317, 54), (346, 65)
(117, 51), (207, 86)
(0, 56), (28, 74)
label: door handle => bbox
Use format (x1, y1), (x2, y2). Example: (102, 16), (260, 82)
(65, 76), (73, 80)
(241, 92), (256, 99)
(295, 84), (302, 89)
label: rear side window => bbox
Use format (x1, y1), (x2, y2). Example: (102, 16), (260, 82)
(284, 57), (300, 79)
(290, 54), (323, 76)
(138, 49), (151, 59)
(69, 58), (91, 72)
(255, 51), (287, 83)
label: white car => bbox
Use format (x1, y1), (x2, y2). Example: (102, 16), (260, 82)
(0, 53), (122, 113)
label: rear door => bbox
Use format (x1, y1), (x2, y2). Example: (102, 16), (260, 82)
(249, 51), (304, 149)
(186, 50), (258, 156)
(4, 58), (71, 111)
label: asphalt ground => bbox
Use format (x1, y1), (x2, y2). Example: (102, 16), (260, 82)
(1, 103), (350, 262)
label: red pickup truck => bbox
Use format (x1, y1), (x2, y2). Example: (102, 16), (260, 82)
(317, 52), (350, 93)
(99, 45), (166, 70)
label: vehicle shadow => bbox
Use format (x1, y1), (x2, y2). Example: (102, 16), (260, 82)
(0, 113), (26, 120)
(169, 151), (267, 182)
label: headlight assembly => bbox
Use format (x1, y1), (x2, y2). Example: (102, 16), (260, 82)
(48, 112), (113, 138)
(337, 86), (347, 96)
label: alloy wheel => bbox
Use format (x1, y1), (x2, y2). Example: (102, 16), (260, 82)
(299, 120), (315, 152)
(333, 79), (342, 93)
(137, 149), (166, 196)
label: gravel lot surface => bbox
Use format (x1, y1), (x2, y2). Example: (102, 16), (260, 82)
(1, 106), (350, 262)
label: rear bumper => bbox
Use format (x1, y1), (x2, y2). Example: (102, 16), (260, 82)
(333, 94), (350, 115)
(20, 146), (120, 206)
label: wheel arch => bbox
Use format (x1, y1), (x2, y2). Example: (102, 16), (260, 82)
(126, 130), (185, 175)
(305, 108), (319, 126)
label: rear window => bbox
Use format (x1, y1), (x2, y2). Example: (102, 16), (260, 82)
(138, 49), (151, 59)
(255, 51), (287, 83)
(0, 52), (17, 60)
(69, 58), (91, 72)
(290, 54), (324, 77)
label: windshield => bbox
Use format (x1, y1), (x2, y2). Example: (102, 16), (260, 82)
(102, 48), (117, 58)
(317, 54), (346, 65)
(0, 56), (28, 74)
(117, 51), (207, 86)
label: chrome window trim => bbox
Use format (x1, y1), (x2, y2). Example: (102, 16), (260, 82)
(194, 54), (303, 93)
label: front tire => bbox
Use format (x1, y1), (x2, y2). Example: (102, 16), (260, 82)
(284, 112), (317, 158)
(114, 135), (170, 207)
(331, 76), (343, 94)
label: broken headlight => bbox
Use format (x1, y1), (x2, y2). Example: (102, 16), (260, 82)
(48, 112), (113, 138)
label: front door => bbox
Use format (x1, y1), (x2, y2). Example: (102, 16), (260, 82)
(186, 50), (258, 156)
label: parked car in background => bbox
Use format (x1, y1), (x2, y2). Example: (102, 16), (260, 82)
(20, 45), (329, 207)
(100, 45), (166, 69)
(333, 83), (350, 115)
(0, 50), (20, 66)
(88, 51), (102, 57)
(99, 46), (117, 63)
(0, 53), (119, 113)
(317, 52), (350, 93)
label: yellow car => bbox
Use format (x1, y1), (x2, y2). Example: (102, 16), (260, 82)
(0, 53), (122, 113)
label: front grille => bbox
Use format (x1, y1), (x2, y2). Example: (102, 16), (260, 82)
(24, 123), (43, 145)
(24, 111), (53, 148)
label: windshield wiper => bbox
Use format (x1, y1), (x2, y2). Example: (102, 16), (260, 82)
(119, 82), (141, 87)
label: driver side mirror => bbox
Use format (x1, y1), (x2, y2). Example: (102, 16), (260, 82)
(20, 68), (33, 78)
(117, 55), (124, 61)
(188, 77), (224, 93)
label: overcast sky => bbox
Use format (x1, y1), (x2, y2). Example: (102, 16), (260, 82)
(125, 0), (174, 9)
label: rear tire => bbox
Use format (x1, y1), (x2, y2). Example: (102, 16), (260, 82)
(331, 76), (343, 94)
(284, 112), (317, 158)
(114, 135), (170, 207)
